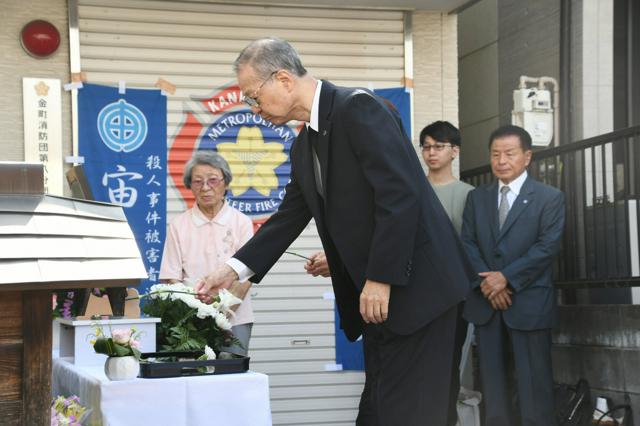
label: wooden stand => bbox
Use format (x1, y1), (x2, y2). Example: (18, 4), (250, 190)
(0, 291), (52, 425)
(0, 162), (147, 426)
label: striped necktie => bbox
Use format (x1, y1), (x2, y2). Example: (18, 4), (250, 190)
(498, 185), (510, 229)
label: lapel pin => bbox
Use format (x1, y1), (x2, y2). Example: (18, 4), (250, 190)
(322, 130), (327, 136)
(523, 200), (528, 204)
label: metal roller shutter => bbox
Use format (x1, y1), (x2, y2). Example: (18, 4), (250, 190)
(76, 1), (406, 423)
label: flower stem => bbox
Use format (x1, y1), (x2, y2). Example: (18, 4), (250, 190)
(284, 250), (312, 261)
(125, 290), (197, 301)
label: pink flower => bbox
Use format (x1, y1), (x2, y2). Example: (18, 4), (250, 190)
(129, 339), (141, 349)
(111, 329), (132, 345)
(52, 293), (57, 311)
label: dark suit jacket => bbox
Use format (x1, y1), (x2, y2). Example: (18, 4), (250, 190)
(461, 176), (565, 330)
(234, 81), (473, 341)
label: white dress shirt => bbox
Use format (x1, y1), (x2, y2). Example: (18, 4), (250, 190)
(227, 80), (323, 282)
(497, 170), (528, 210)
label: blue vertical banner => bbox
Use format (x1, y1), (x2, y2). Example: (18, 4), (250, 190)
(78, 83), (167, 295)
(374, 87), (412, 138)
(334, 87), (411, 371)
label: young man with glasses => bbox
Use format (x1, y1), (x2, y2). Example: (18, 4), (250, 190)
(420, 121), (474, 235)
(196, 37), (474, 425)
(420, 121), (474, 426)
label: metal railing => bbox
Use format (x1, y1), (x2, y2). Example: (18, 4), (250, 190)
(461, 126), (640, 288)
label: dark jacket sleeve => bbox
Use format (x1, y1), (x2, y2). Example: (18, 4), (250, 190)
(461, 191), (491, 290)
(342, 91), (420, 286)
(232, 167), (312, 283)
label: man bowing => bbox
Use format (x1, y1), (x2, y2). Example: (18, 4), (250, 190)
(197, 37), (473, 425)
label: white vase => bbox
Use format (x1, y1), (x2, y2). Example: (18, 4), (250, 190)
(104, 356), (139, 381)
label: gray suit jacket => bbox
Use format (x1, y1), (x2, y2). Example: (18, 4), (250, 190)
(461, 176), (565, 330)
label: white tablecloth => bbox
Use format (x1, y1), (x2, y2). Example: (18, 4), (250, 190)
(52, 357), (272, 426)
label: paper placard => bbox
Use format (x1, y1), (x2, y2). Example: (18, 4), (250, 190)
(23, 78), (63, 195)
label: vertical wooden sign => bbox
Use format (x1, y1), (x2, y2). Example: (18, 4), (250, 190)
(23, 78), (63, 195)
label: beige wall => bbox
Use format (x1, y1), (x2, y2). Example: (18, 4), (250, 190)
(0, 0), (71, 169)
(0, 5), (458, 183)
(412, 11), (460, 176)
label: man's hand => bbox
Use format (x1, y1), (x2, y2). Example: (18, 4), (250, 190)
(195, 265), (238, 304)
(479, 271), (512, 311)
(359, 280), (390, 324)
(488, 288), (512, 310)
(479, 271), (508, 299)
(304, 251), (331, 277)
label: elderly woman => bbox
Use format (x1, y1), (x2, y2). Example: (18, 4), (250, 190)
(159, 151), (254, 355)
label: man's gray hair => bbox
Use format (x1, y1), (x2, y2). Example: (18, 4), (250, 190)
(233, 37), (307, 80)
(183, 151), (233, 189)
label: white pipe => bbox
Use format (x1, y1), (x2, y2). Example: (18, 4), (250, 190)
(519, 75), (539, 89)
(538, 76), (560, 147)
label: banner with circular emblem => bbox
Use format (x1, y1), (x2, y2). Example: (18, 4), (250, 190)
(78, 83), (167, 293)
(170, 83), (299, 225)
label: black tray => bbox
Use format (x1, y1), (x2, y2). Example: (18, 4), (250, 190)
(139, 351), (250, 378)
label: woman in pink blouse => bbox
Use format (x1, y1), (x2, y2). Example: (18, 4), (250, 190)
(159, 151), (254, 355)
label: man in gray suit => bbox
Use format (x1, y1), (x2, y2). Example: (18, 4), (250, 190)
(461, 125), (565, 426)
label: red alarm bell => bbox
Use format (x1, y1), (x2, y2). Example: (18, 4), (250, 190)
(20, 20), (61, 58)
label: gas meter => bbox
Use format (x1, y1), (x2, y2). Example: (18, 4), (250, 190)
(511, 88), (554, 146)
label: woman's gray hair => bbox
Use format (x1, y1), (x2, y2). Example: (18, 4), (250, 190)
(183, 151), (232, 189)
(233, 37), (307, 80)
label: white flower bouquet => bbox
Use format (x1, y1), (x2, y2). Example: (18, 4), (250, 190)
(140, 283), (242, 353)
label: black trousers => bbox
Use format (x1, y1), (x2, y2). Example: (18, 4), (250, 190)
(356, 304), (459, 426)
(476, 312), (555, 426)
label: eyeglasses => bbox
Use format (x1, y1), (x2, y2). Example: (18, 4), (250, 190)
(242, 71), (278, 108)
(421, 143), (453, 152)
(191, 176), (224, 189)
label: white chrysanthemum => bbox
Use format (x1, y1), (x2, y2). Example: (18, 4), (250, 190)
(196, 304), (217, 319)
(204, 345), (216, 360)
(218, 289), (242, 313)
(215, 312), (232, 330)
(149, 284), (172, 300)
(149, 281), (222, 319)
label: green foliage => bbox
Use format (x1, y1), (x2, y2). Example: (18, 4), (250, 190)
(142, 293), (236, 353)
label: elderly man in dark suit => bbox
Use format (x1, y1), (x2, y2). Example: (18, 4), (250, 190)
(196, 37), (473, 425)
(461, 125), (565, 426)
